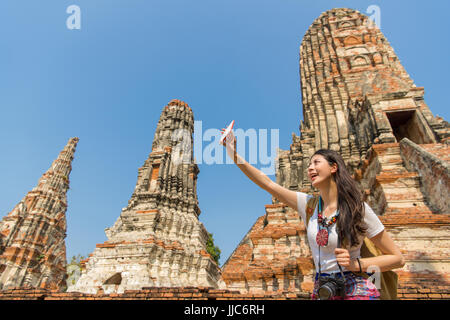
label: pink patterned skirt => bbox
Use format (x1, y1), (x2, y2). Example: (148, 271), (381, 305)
(311, 272), (380, 300)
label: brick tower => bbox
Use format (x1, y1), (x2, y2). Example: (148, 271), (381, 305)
(68, 100), (221, 294)
(0, 137), (79, 290)
(222, 8), (450, 299)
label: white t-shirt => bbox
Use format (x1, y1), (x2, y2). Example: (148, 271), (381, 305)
(296, 192), (385, 274)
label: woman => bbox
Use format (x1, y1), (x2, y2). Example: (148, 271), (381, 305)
(220, 129), (405, 300)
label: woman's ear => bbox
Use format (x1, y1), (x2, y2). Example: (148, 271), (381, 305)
(331, 163), (338, 174)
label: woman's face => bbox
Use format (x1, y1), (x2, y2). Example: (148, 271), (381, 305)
(307, 154), (337, 188)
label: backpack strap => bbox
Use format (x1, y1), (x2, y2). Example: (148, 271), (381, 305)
(360, 238), (399, 300)
(305, 195), (319, 228)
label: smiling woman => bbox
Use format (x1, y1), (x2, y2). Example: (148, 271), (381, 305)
(307, 149), (368, 249)
(221, 130), (405, 300)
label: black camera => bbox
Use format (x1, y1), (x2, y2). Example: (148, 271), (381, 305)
(317, 274), (346, 300)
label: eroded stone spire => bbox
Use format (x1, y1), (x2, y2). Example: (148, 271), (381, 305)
(68, 100), (221, 294)
(126, 99), (200, 217)
(0, 137), (79, 290)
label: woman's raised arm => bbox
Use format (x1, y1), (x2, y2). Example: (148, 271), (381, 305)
(221, 133), (298, 211)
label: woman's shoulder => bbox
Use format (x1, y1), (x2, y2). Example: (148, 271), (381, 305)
(296, 192), (317, 207)
(296, 191), (315, 199)
(295, 192), (315, 218)
(362, 202), (377, 215)
(362, 202), (385, 238)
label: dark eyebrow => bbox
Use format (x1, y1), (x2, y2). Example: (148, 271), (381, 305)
(308, 158), (319, 166)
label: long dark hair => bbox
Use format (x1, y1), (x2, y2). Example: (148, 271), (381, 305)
(312, 149), (367, 248)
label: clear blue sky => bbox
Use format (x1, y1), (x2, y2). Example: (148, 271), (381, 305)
(0, 1), (449, 266)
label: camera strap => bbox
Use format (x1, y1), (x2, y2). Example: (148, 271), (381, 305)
(317, 197), (346, 282)
(336, 236), (346, 281)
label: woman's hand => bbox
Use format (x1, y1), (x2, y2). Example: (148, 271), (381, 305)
(335, 248), (359, 272)
(220, 128), (236, 146)
(220, 127), (238, 163)
(218, 126), (299, 212)
(219, 128), (226, 146)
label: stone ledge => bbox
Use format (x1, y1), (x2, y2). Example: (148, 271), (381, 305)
(0, 287), (310, 300)
(2, 285), (448, 300)
(380, 212), (450, 227)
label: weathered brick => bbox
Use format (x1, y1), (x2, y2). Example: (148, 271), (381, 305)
(0, 138), (79, 291)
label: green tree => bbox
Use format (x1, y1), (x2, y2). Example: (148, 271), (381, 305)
(65, 254), (86, 290)
(68, 254), (85, 266)
(206, 233), (221, 265)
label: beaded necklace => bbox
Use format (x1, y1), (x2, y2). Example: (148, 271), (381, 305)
(315, 198), (340, 247)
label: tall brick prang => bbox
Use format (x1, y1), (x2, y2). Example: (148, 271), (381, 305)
(222, 8), (450, 299)
(68, 100), (221, 294)
(0, 137), (79, 290)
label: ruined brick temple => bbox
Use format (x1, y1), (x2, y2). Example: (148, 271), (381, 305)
(67, 100), (222, 294)
(0, 138), (79, 290)
(0, 8), (449, 300)
(221, 8), (450, 299)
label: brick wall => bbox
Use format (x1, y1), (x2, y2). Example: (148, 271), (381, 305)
(399, 138), (450, 213)
(1, 286), (448, 300)
(0, 287), (310, 300)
